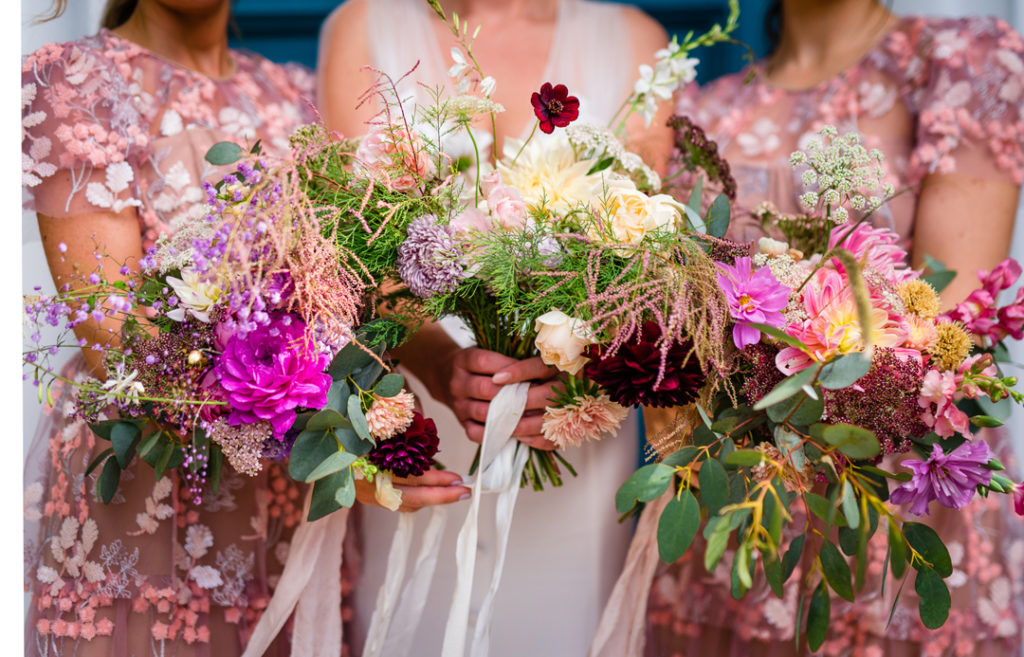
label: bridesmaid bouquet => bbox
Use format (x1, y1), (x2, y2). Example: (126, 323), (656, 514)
(623, 125), (1024, 646)
(23, 144), (440, 518)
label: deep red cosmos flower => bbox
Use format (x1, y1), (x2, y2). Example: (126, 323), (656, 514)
(531, 83), (580, 134)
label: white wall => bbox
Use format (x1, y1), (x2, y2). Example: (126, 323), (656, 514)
(21, 0), (105, 454)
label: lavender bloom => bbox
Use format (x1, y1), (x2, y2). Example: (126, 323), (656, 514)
(715, 257), (790, 349)
(890, 441), (993, 516)
(215, 312), (331, 437)
(397, 215), (467, 298)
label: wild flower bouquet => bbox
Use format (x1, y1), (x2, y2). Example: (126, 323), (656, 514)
(617, 126), (1024, 647)
(23, 143), (441, 518)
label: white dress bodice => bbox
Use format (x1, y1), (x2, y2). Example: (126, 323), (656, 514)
(338, 1), (643, 655)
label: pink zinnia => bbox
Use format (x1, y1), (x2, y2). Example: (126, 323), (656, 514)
(890, 441), (993, 516)
(541, 394), (629, 448)
(365, 390), (416, 440)
(715, 257), (790, 349)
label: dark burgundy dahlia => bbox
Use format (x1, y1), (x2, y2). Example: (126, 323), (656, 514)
(367, 412), (440, 478)
(531, 82), (580, 134)
(583, 322), (706, 408)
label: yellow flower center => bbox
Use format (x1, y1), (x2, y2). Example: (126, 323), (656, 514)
(738, 294), (754, 312)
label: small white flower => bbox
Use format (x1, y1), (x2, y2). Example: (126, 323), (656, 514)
(190, 565), (224, 589)
(479, 76), (497, 97)
(99, 361), (145, 406)
(448, 47), (469, 79)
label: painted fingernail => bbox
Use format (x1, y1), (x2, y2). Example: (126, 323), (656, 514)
(492, 372), (511, 384)
(458, 492), (471, 501)
(458, 476), (474, 487)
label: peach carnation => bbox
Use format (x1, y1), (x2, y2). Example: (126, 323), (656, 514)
(541, 394), (629, 448)
(365, 390), (416, 440)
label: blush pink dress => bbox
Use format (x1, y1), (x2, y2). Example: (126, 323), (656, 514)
(22, 31), (357, 657)
(645, 15), (1024, 657)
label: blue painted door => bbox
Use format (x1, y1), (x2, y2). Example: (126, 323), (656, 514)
(229, 0), (774, 82)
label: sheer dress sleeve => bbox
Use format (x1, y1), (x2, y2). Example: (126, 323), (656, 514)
(22, 39), (150, 220)
(909, 17), (1024, 186)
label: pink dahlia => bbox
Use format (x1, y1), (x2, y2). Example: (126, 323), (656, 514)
(365, 390), (416, 440)
(890, 441), (993, 516)
(541, 394), (629, 448)
(715, 256), (790, 349)
(215, 313), (331, 437)
(828, 222), (912, 283)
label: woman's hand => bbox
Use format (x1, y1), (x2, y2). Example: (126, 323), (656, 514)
(354, 468), (471, 512)
(448, 348), (559, 451)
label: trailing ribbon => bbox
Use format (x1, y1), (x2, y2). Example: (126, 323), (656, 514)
(241, 490), (349, 657)
(363, 505), (449, 657)
(586, 489), (671, 657)
(442, 382), (530, 657)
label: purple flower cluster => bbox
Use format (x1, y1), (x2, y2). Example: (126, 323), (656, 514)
(890, 441), (993, 516)
(215, 312), (331, 437)
(397, 215), (467, 298)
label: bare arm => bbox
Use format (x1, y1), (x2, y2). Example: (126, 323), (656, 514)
(38, 205), (145, 376)
(910, 173), (1020, 308)
(317, 0), (379, 137)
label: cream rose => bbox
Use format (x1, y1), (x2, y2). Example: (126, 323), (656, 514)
(590, 178), (685, 246)
(534, 309), (594, 375)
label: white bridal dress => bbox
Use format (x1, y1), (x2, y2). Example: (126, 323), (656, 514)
(321, 0), (642, 654)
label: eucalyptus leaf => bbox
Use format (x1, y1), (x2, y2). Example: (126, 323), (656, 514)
(723, 449), (766, 467)
(782, 534), (805, 583)
(111, 422), (140, 468)
(308, 409), (349, 432)
(658, 488), (700, 563)
(806, 580), (831, 651)
(85, 448), (114, 477)
(889, 519), (908, 579)
(903, 522), (952, 577)
(373, 373), (405, 398)
(305, 450), (358, 483)
(705, 193), (730, 238)
(326, 381), (349, 413)
(308, 470), (346, 521)
(289, 429), (339, 481)
(841, 479), (860, 530)
(915, 567), (951, 629)
(334, 468), (357, 508)
(820, 542), (854, 602)
(348, 395), (372, 441)
(328, 342), (375, 380)
(699, 458), (728, 517)
(336, 427), (374, 455)
(204, 141), (243, 166)
(615, 464), (675, 514)
(754, 367), (817, 411)
(661, 445), (699, 468)
(818, 353), (872, 390)
(97, 457), (121, 504)
(704, 519), (731, 572)
(819, 423), (881, 460)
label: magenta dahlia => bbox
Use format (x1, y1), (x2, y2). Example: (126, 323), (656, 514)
(368, 412), (440, 478)
(531, 83), (580, 134)
(583, 322), (706, 408)
(215, 312), (331, 437)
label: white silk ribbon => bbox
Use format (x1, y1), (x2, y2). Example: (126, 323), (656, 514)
(441, 381), (530, 657)
(241, 490), (349, 657)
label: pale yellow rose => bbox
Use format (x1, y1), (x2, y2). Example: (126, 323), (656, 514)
(590, 178), (685, 246)
(534, 309), (594, 375)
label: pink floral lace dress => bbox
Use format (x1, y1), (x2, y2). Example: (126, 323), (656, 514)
(646, 16), (1024, 657)
(22, 30), (356, 657)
